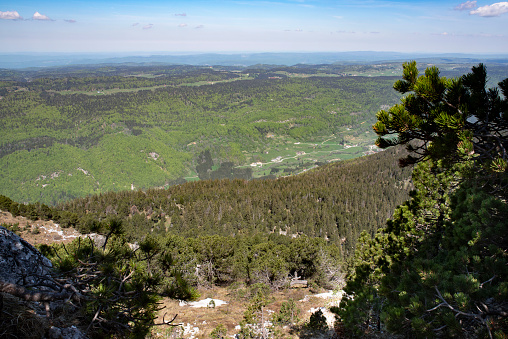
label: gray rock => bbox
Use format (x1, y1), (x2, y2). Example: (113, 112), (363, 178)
(0, 226), (54, 288)
(48, 325), (87, 339)
(0, 227), (88, 338)
(86, 233), (106, 249)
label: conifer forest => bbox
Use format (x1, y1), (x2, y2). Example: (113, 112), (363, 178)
(0, 61), (506, 338)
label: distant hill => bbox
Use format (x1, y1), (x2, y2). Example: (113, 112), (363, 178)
(1, 51), (507, 69)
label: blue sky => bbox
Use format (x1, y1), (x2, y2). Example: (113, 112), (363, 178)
(1, 0), (507, 54)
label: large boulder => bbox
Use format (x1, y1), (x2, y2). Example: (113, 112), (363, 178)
(0, 226), (54, 287)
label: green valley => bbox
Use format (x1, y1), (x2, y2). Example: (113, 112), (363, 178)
(0, 64), (401, 204)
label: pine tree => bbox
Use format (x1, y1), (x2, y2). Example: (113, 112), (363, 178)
(339, 63), (508, 338)
(373, 61), (507, 173)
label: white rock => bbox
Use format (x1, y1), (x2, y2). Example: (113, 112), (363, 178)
(180, 297), (228, 308)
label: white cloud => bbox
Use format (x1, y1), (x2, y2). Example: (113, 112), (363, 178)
(32, 11), (52, 20)
(455, 1), (477, 10)
(132, 22), (139, 26)
(0, 10), (22, 20)
(194, 25), (204, 29)
(470, 2), (508, 16)
(178, 23), (187, 27)
(175, 13), (187, 16)
(143, 24), (153, 29)
(65, 19), (76, 23)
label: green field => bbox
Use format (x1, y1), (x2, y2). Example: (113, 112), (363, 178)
(238, 132), (377, 178)
(2, 62), (457, 204)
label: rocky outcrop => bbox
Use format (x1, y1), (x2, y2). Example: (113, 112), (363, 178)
(0, 225), (54, 288)
(0, 226), (87, 339)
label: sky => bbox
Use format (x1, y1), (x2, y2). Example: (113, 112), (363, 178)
(1, 0), (507, 54)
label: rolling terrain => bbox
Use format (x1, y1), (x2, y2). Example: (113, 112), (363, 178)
(0, 64), (401, 204)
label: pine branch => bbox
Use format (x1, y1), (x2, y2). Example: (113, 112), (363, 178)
(428, 286), (493, 339)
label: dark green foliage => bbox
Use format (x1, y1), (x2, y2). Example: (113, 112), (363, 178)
(340, 63), (508, 337)
(272, 298), (301, 325)
(158, 233), (342, 289)
(196, 150), (214, 180)
(307, 309), (328, 331)
(374, 61), (508, 171)
(341, 160), (508, 337)
(39, 226), (196, 338)
(380, 177), (507, 338)
(210, 324), (228, 339)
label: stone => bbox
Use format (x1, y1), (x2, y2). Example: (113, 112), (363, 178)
(0, 227), (87, 338)
(0, 226), (54, 287)
(49, 325), (87, 339)
(290, 279), (308, 288)
(86, 233), (106, 249)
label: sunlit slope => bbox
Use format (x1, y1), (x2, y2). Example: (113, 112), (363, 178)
(0, 72), (399, 204)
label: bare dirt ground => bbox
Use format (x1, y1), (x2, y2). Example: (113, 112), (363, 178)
(0, 210), (81, 246)
(151, 286), (343, 338)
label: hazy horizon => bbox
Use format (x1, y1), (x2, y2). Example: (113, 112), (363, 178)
(2, 50), (508, 69)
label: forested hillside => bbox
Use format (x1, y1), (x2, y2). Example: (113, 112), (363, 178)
(1, 145), (412, 258)
(339, 62), (508, 338)
(64, 145), (411, 244)
(0, 64), (400, 204)
(0, 145), (413, 337)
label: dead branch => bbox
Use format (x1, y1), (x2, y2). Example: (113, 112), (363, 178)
(0, 279), (82, 304)
(427, 286), (493, 339)
(151, 313), (181, 327)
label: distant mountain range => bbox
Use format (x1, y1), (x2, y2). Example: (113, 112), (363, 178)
(1, 51), (508, 69)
